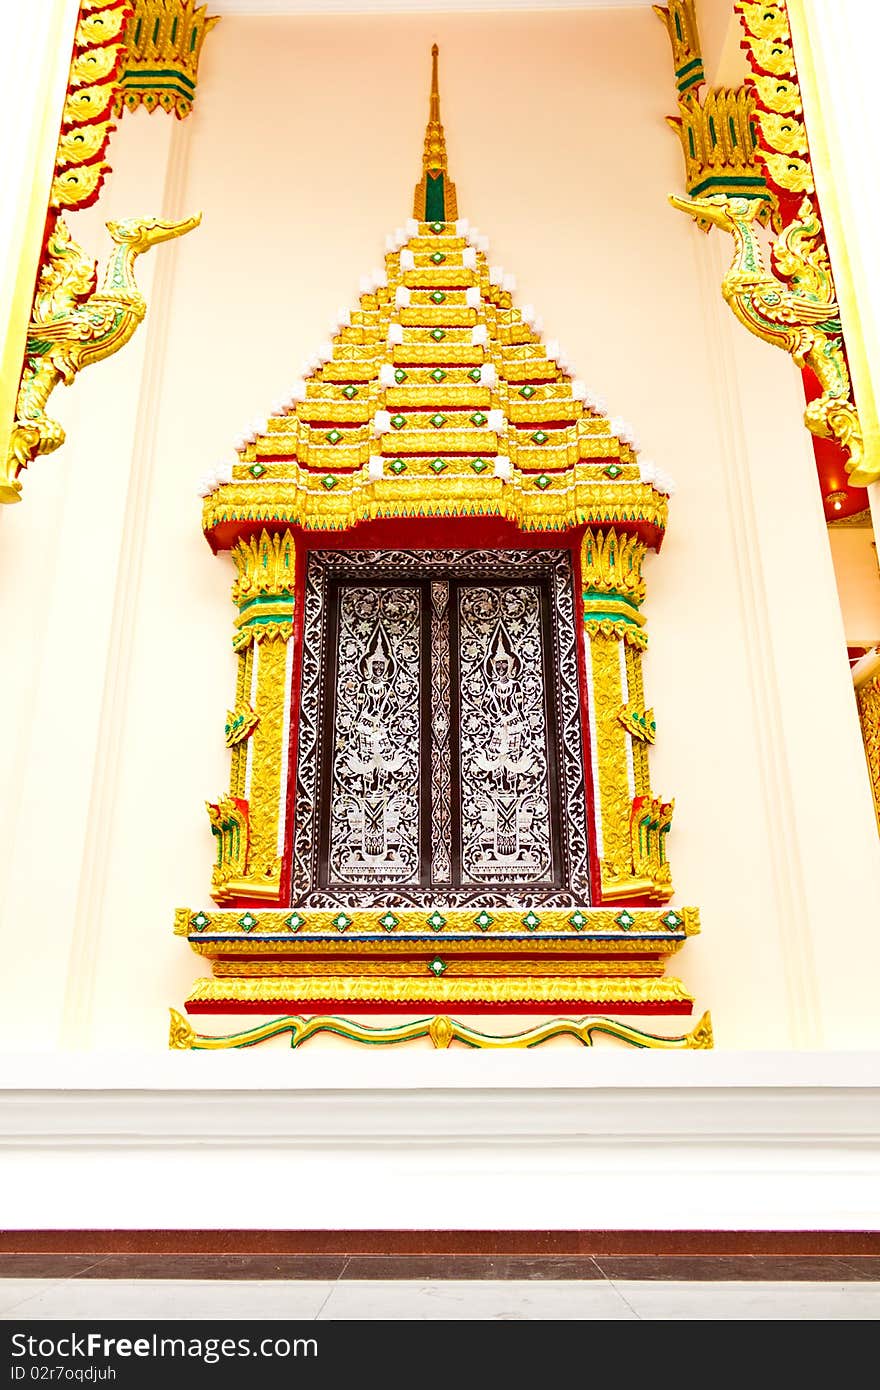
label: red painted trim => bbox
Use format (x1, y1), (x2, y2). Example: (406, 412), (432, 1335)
(185, 1000), (693, 1015)
(572, 528), (604, 904)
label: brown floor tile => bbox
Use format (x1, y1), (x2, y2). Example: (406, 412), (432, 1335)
(596, 1255), (869, 1282)
(340, 1255), (604, 1280)
(0, 1254), (109, 1279)
(835, 1257), (880, 1282)
(69, 1254), (350, 1281)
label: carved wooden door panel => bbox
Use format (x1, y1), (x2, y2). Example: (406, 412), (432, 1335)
(293, 550), (591, 908)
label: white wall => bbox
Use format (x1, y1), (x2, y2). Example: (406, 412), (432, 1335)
(2, 8), (879, 1056)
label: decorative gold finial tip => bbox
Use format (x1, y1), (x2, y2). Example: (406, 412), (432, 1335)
(432, 43), (439, 56)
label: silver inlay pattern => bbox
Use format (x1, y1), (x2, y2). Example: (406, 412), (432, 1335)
(328, 586), (421, 885)
(458, 584), (552, 884)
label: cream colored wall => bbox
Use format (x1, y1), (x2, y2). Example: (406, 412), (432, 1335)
(829, 528), (880, 645)
(2, 7), (879, 1054)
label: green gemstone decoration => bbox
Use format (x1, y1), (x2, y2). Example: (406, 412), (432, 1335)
(603, 463), (623, 479)
(430, 221), (444, 235)
(190, 912), (210, 932)
(248, 463), (266, 479)
(342, 385), (358, 399)
(430, 291), (446, 304)
(285, 912), (305, 932)
(379, 912), (399, 932)
(568, 911), (587, 931)
(427, 910), (447, 932)
(430, 368), (447, 383)
(470, 412), (487, 428)
(321, 475), (337, 490)
(332, 912), (352, 933)
(662, 910), (683, 929)
(394, 368), (407, 384)
(615, 909), (636, 931)
(237, 911), (258, 933)
(468, 368), (482, 382)
(428, 957), (447, 977)
(429, 458), (447, 474)
(531, 430), (549, 445)
(326, 429), (343, 445)
(388, 457), (407, 475)
(470, 457), (489, 474)
(391, 414), (406, 429)
(430, 413), (447, 428)
(430, 328), (445, 341)
(519, 385), (536, 399)
(522, 911), (541, 932)
(474, 910), (494, 931)
(535, 474), (551, 490)
(430, 251), (446, 264)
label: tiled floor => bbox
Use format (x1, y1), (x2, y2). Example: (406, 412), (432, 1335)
(0, 1276), (877, 1320)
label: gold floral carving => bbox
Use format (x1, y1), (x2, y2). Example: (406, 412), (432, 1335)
(115, 1), (219, 119)
(169, 1008), (713, 1052)
(206, 795), (249, 896)
(183, 974), (693, 1007)
(231, 529), (296, 604)
(855, 672), (880, 833)
(655, 1), (773, 231)
(589, 633), (634, 892)
(225, 701), (259, 748)
(580, 529), (646, 602)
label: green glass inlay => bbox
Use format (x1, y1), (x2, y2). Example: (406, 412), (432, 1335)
(431, 291), (445, 304)
(326, 429), (342, 445)
(603, 463), (622, 479)
(430, 251), (446, 265)
(470, 412), (487, 428)
(394, 368), (407, 384)
(425, 173), (445, 223)
(430, 328), (445, 341)
(389, 457), (407, 475)
(342, 385), (358, 399)
(430, 413), (447, 428)
(430, 221), (444, 235)
(470, 457), (489, 474)
(468, 368), (482, 383)
(519, 385), (536, 399)
(391, 414), (406, 429)
(535, 474), (551, 490)
(248, 463), (266, 478)
(531, 430), (549, 445)
(430, 368), (447, 383)
(321, 475), (337, 490)
(429, 458), (446, 473)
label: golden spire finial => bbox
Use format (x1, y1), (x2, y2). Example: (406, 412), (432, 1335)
(414, 44), (458, 221)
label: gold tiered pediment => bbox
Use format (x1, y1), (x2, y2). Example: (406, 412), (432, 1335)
(202, 218), (671, 542)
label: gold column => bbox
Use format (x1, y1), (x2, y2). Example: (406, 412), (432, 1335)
(855, 659), (880, 834)
(209, 529), (295, 902)
(580, 529), (673, 901)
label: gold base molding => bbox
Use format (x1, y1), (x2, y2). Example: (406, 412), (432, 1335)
(169, 1008), (713, 1052)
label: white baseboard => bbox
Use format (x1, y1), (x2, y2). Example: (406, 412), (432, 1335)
(1, 1051), (878, 1231)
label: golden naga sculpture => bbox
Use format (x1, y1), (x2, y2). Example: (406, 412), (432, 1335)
(670, 191), (863, 475)
(3, 211), (200, 504)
